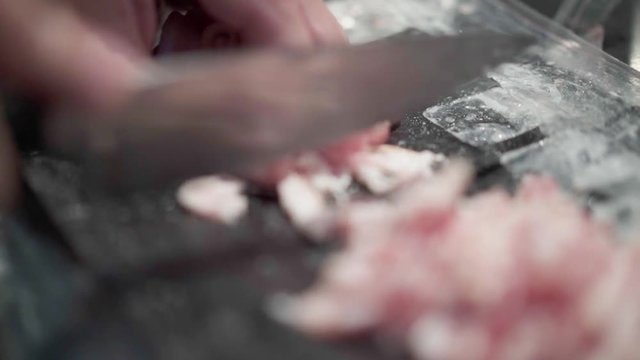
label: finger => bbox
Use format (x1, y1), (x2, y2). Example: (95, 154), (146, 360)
(196, 0), (315, 48)
(0, 1), (147, 108)
(300, 0), (348, 46)
(64, 0), (159, 53)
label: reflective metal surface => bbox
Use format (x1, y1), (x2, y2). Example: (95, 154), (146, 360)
(47, 33), (531, 189)
(329, 0), (640, 238)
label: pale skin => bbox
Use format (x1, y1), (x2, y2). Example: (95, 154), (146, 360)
(0, 0), (348, 209)
(0, 0), (347, 107)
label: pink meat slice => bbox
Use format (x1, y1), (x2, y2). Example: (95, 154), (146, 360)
(176, 122), (392, 227)
(277, 172), (338, 241)
(273, 163), (474, 337)
(252, 122), (391, 188)
(176, 175), (248, 225)
(274, 164), (640, 360)
(319, 121), (392, 169)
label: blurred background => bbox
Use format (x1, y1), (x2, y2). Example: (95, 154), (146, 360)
(525, 0), (634, 62)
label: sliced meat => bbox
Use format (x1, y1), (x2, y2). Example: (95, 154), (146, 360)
(409, 316), (491, 360)
(319, 121), (392, 169)
(308, 172), (353, 204)
(251, 153), (329, 189)
(176, 175), (248, 225)
(277, 173), (334, 241)
(352, 144), (446, 195)
(253, 122), (391, 188)
(177, 121), (438, 241)
(274, 164), (635, 360)
(578, 247), (640, 360)
(274, 145), (450, 241)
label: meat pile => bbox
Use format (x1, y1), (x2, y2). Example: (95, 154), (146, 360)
(178, 121), (446, 234)
(177, 120), (640, 360)
(176, 175), (248, 225)
(271, 163), (640, 360)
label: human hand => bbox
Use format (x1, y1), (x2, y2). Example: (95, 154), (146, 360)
(0, 0), (150, 109)
(158, 0), (348, 54)
(0, 0), (347, 106)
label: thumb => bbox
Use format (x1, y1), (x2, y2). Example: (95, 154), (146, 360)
(0, 1), (147, 109)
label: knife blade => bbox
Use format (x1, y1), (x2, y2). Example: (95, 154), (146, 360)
(47, 32), (533, 189)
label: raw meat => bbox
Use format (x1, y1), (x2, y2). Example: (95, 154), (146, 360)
(352, 144), (446, 195)
(252, 122), (391, 188)
(277, 173), (336, 240)
(178, 122), (403, 235)
(308, 172), (353, 203)
(319, 121), (393, 170)
(273, 145), (446, 240)
(251, 153), (329, 190)
(176, 175), (248, 225)
(272, 163), (640, 360)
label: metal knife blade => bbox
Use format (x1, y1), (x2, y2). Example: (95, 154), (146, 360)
(47, 32), (533, 189)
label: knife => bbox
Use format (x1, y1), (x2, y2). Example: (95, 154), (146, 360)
(46, 32), (533, 189)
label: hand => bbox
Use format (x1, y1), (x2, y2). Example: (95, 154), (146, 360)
(0, 0), (347, 108)
(193, 0), (347, 47)
(0, 0), (148, 109)
(63, 0), (347, 57)
(62, 0), (159, 54)
(160, 0), (347, 52)
(1, 0), (351, 190)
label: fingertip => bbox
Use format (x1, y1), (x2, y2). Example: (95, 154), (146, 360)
(303, 1), (350, 47)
